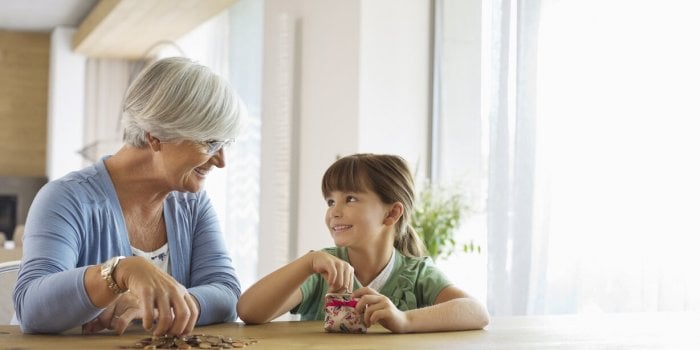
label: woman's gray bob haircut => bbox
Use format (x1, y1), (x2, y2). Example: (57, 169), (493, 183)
(121, 57), (246, 147)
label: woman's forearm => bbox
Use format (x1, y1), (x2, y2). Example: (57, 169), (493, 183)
(16, 266), (103, 333)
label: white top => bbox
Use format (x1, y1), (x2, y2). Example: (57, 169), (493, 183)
(356, 249), (396, 291)
(131, 243), (170, 273)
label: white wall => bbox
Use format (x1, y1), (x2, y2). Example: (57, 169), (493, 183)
(358, 0), (431, 169)
(259, 0), (361, 276)
(258, 0), (431, 277)
(47, 27), (85, 180)
(294, 0), (364, 258)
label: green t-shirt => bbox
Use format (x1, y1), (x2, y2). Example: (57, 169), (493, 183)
(290, 247), (453, 320)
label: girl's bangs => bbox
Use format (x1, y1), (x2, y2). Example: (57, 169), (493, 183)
(322, 157), (372, 197)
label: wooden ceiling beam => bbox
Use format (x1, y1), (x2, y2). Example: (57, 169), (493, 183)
(72, 0), (238, 59)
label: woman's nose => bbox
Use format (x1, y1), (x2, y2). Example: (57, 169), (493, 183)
(210, 148), (226, 168)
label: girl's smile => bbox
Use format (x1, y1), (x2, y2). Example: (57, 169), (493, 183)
(331, 224), (353, 233)
(325, 190), (393, 249)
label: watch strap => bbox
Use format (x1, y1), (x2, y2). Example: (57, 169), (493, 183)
(101, 256), (128, 294)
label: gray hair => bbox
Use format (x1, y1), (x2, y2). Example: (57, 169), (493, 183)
(121, 57), (245, 147)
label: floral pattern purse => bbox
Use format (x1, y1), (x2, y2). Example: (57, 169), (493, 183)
(323, 293), (367, 333)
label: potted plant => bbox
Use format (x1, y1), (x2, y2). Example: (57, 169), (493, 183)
(411, 184), (479, 261)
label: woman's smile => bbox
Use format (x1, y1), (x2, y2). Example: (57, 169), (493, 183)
(193, 166), (210, 178)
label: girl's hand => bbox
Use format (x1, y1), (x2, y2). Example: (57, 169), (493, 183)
(353, 287), (410, 333)
(307, 251), (355, 293)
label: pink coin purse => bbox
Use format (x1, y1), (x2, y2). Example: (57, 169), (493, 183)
(323, 293), (367, 333)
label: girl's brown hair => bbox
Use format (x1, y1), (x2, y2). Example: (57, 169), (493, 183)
(321, 153), (426, 258)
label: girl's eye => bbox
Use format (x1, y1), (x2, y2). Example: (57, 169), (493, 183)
(326, 199), (335, 207)
(346, 196), (357, 203)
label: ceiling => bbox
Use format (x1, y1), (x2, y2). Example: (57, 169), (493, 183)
(0, 0), (238, 58)
(0, 0), (99, 32)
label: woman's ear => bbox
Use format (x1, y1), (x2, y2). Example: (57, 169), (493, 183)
(146, 133), (162, 152)
(384, 202), (404, 225)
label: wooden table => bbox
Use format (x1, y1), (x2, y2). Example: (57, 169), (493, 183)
(1, 312), (698, 349)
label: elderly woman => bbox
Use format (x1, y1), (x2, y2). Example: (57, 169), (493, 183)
(13, 57), (244, 336)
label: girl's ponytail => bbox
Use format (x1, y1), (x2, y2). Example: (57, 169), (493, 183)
(395, 224), (427, 258)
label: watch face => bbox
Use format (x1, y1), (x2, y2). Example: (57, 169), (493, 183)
(102, 257), (115, 276)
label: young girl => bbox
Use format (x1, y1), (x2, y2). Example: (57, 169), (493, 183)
(237, 153), (489, 332)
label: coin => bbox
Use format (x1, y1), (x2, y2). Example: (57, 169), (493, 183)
(128, 334), (259, 349)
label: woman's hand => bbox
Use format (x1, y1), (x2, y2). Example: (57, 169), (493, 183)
(114, 257), (200, 336)
(82, 291), (144, 335)
(353, 287), (410, 333)
(307, 251), (355, 293)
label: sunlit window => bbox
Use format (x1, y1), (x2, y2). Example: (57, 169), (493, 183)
(535, 0), (700, 313)
(439, 0), (700, 315)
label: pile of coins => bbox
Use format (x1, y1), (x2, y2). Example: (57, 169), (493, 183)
(121, 334), (259, 349)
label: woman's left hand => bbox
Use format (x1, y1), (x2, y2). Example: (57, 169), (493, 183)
(352, 287), (410, 333)
(82, 291), (201, 335)
(82, 291), (144, 335)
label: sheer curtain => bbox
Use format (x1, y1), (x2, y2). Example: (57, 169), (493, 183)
(486, 0), (700, 316)
(485, 0), (542, 316)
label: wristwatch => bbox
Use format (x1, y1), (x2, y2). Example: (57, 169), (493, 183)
(100, 256), (128, 294)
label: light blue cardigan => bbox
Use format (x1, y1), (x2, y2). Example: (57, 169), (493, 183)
(13, 157), (240, 333)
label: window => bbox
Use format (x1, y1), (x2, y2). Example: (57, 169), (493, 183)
(532, 0), (700, 313)
(431, 0), (488, 302)
(479, 0), (700, 315)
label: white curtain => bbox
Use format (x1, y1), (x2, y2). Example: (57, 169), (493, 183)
(486, 0), (700, 316)
(486, 0), (542, 316)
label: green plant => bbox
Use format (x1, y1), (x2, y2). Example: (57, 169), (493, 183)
(411, 185), (480, 261)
